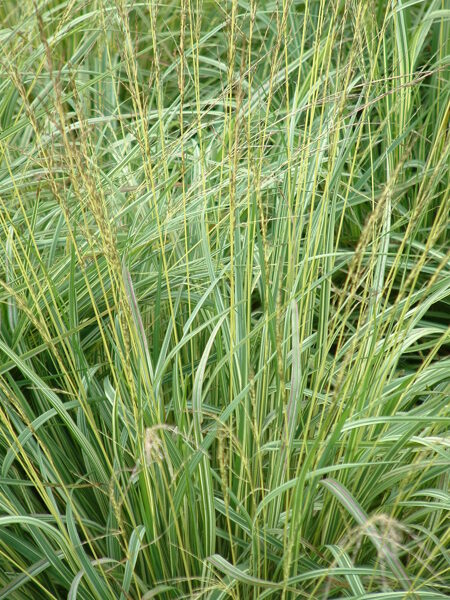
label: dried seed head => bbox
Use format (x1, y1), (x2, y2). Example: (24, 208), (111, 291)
(144, 427), (164, 464)
(369, 514), (404, 561)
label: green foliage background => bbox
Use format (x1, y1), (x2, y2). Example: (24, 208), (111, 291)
(0, 0), (448, 598)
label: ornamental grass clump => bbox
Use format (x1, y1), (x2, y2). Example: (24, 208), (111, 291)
(0, 0), (448, 598)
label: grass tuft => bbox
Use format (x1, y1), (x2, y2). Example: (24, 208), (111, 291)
(0, 0), (449, 598)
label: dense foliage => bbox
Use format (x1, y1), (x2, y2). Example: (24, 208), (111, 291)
(0, 0), (449, 598)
